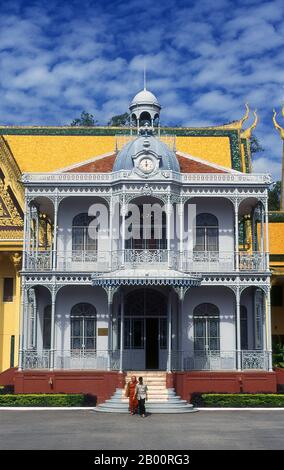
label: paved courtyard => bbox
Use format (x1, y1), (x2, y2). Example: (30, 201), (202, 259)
(0, 410), (283, 450)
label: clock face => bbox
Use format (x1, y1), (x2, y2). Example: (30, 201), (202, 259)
(139, 157), (155, 173)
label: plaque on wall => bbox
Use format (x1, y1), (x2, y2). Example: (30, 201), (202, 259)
(98, 328), (108, 336)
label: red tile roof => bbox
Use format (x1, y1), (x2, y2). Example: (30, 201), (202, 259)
(66, 154), (116, 173)
(65, 153), (228, 174)
(176, 154), (227, 173)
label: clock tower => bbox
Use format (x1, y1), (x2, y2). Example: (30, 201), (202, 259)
(112, 87), (180, 177)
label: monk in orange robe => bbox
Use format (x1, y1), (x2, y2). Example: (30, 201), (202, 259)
(125, 376), (138, 415)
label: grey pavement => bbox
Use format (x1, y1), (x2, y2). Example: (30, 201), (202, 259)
(0, 410), (283, 450)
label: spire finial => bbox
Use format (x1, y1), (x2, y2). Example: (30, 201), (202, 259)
(273, 107), (284, 138)
(241, 109), (258, 139)
(143, 62), (147, 90)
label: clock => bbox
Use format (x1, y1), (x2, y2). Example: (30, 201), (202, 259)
(139, 157), (155, 174)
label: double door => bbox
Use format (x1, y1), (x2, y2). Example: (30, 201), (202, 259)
(124, 317), (167, 369)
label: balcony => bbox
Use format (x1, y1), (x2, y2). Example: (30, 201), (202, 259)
(23, 250), (267, 273)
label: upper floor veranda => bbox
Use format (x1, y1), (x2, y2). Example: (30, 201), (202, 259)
(21, 169), (271, 276)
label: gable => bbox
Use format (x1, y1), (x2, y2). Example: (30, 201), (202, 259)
(0, 137), (24, 240)
(0, 178), (24, 238)
(60, 151), (233, 174)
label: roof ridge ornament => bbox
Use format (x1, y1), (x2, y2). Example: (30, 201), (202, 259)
(215, 103), (250, 130)
(273, 106), (284, 139)
(241, 109), (258, 139)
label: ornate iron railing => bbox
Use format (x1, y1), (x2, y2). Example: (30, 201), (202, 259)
(22, 349), (115, 370)
(54, 349), (110, 370)
(21, 349), (269, 370)
(124, 249), (168, 265)
(23, 250), (267, 273)
(22, 349), (50, 369)
(241, 350), (268, 370)
(239, 252), (266, 271)
(25, 251), (52, 271)
(23, 171), (271, 185)
(181, 251), (235, 272)
(171, 350), (268, 371)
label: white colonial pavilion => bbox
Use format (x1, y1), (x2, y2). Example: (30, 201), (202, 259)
(19, 88), (272, 373)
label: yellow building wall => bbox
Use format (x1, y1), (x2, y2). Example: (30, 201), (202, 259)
(269, 222), (284, 337)
(0, 255), (20, 372)
(269, 222), (284, 255)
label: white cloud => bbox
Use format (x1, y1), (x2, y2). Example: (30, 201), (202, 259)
(253, 156), (281, 181)
(0, 0), (283, 179)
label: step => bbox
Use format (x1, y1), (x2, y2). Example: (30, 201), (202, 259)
(94, 383), (196, 414)
(96, 402), (194, 410)
(125, 371), (167, 374)
(125, 380), (167, 384)
(107, 400), (189, 406)
(94, 405), (197, 414)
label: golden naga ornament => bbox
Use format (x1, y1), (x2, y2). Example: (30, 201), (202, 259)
(272, 106), (284, 139)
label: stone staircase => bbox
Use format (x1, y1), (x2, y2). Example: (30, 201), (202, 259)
(94, 371), (197, 414)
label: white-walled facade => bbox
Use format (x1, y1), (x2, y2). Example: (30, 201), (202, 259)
(19, 90), (272, 373)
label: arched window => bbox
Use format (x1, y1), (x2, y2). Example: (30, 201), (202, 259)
(241, 306), (248, 350)
(43, 305), (51, 349)
(193, 303), (220, 352)
(195, 213), (219, 252)
(72, 213), (98, 253)
(139, 111), (152, 126)
(125, 205), (167, 250)
(70, 303), (97, 350)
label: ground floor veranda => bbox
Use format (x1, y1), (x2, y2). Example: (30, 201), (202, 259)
(19, 280), (272, 373)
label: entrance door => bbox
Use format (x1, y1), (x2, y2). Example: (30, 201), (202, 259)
(146, 318), (159, 369)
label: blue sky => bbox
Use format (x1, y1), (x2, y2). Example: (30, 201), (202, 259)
(0, 0), (284, 179)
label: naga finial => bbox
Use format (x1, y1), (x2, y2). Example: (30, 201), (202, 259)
(273, 107), (284, 139)
(235, 103), (250, 130)
(241, 109), (258, 139)
(241, 103), (250, 127)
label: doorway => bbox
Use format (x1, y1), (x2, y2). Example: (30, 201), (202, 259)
(123, 289), (167, 370)
(146, 318), (159, 369)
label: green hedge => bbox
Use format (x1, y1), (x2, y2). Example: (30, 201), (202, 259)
(0, 394), (86, 407)
(191, 393), (284, 408)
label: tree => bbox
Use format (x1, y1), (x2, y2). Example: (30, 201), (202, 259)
(108, 113), (129, 127)
(268, 181), (281, 211)
(250, 134), (264, 157)
(70, 111), (98, 127)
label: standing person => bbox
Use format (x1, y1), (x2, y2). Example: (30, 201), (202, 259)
(135, 376), (148, 418)
(125, 375), (138, 415)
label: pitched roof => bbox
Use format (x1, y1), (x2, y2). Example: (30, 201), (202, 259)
(60, 150), (238, 174)
(66, 153), (116, 173)
(176, 153), (227, 174)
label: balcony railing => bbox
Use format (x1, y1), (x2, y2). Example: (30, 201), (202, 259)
(171, 350), (269, 371)
(21, 349), (269, 371)
(23, 250), (267, 273)
(21, 349), (119, 371)
(181, 251), (235, 272)
(239, 252), (266, 271)
(23, 171), (271, 185)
